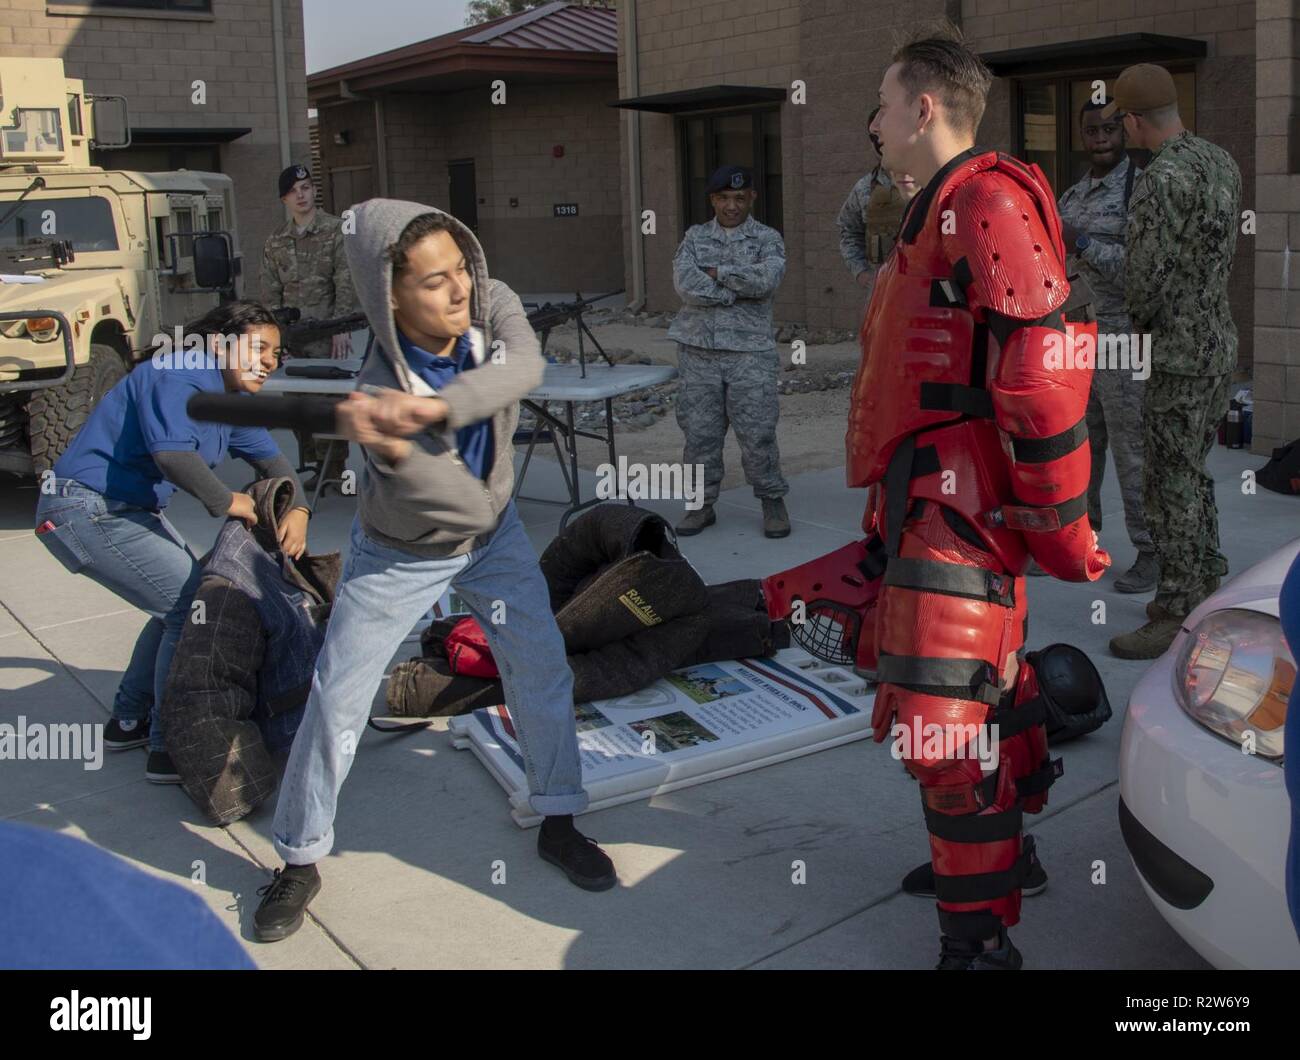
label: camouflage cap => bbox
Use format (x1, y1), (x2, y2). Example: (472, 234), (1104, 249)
(1101, 64), (1177, 119)
(278, 164), (312, 198)
(706, 165), (753, 195)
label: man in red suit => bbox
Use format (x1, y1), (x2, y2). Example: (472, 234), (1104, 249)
(764, 31), (1110, 969)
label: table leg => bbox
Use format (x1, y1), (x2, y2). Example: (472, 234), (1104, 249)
(565, 400), (581, 510)
(309, 439), (338, 511)
(605, 397), (630, 508)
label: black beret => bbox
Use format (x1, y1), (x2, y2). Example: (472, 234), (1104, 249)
(706, 165), (753, 194)
(278, 164), (311, 198)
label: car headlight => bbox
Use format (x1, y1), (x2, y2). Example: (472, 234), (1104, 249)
(0, 316), (60, 341)
(1173, 608), (1292, 761)
(24, 316), (60, 342)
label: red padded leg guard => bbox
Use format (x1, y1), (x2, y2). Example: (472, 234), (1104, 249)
(872, 501), (1040, 930)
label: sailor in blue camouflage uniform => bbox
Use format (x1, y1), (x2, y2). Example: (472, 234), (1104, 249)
(1103, 64), (1242, 659)
(1058, 99), (1155, 593)
(668, 165), (790, 538)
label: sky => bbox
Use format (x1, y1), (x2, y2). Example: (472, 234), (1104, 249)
(304, 0), (475, 74)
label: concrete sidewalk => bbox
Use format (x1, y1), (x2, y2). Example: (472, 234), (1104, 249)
(0, 439), (1294, 969)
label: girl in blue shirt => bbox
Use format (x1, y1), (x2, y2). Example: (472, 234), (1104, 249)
(34, 301), (310, 782)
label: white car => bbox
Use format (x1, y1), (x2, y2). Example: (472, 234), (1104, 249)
(1119, 539), (1300, 969)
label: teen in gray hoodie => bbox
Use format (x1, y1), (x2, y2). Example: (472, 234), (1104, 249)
(254, 200), (616, 942)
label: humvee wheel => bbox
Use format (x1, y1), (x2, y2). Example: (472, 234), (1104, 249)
(27, 343), (127, 474)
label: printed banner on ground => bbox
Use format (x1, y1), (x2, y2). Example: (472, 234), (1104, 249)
(448, 648), (875, 827)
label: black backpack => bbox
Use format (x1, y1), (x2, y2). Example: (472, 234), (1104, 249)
(1257, 439), (1300, 496)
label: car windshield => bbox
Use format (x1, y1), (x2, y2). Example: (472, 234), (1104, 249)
(0, 196), (119, 252)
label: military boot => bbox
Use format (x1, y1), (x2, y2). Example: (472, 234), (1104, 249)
(761, 497), (791, 538)
(1109, 617), (1184, 660)
(1114, 550), (1158, 593)
(936, 927), (1023, 971)
(675, 505), (716, 537)
(1145, 575), (1219, 621)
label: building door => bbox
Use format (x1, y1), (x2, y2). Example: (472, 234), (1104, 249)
(449, 160), (478, 231)
(678, 108), (782, 232)
(329, 166), (374, 215)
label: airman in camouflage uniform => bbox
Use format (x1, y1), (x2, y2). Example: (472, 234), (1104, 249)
(260, 164), (357, 488)
(1103, 65), (1242, 659)
(837, 166), (906, 283)
(668, 165), (789, 538)
(260, 179), (355, 356)
(837, 112), (915, 297)
(1058, 100), (1154, 593)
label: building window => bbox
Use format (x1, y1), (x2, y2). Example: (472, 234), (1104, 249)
(1014, 70), (1196, 195)
(679, 107), (783, 232)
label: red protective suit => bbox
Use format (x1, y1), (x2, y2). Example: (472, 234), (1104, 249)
(764, 148), (1109, 944)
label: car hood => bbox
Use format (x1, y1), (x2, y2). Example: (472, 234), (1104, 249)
(1185, 537), (1300, 623)
(0, 267), (126, 312)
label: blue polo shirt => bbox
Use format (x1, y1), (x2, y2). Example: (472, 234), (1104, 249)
(0, 821), (255, 970)
(54, 358), (279, 511)
(397, 329), (494, 480)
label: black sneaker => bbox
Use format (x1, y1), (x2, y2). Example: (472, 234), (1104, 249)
(104, 717), (150, 751)
(902, 840), (1048, 898)
(936, 927), (1023, 970)
(537, 827), (617, 891)
(145, 750), (181, 784)
(253, 866), (321, 943)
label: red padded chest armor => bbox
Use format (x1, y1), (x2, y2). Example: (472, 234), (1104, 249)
(845, 151), (1069, 489)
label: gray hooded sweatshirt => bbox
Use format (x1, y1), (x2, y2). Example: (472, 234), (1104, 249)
(345, 199), (543, 557)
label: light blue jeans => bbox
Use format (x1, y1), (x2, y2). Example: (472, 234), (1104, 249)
(272, 501), (588, 864)
(33, 479), (201, 753)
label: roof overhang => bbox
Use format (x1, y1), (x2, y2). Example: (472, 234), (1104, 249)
(980, 33), (1207, 77)
(309, 45), (614, 104)
(119, 126), (252, 145)
(611, 84), (787, 114)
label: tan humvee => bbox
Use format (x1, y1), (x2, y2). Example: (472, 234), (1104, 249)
(0, 57), (241, 475)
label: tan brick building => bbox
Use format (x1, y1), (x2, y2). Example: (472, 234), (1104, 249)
(615, 0), (1268, 446)
(310, 2), (622, 294)
(0, 0), (311, 291)
(1253, 0), (1300, 454)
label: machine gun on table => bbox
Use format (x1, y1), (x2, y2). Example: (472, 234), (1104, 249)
(270, 307), (369, 357)
(524, 289), (624, 379)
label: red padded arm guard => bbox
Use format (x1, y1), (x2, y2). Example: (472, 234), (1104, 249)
(942, 172), (1109, 582)
(990, 324), (1108, 580)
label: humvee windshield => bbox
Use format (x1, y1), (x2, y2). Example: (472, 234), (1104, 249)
(0, 196), (118, 252)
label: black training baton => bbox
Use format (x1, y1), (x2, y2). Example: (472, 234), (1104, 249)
(187, 392), (343, 435)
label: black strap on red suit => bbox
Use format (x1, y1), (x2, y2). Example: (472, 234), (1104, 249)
(933, 844), (1033, 903)
(883, 555), (1015, 608)
(987, 695), (1049, 739)
(876, 652), (1003, 706)
(925, 802), (1024, 843)
(1010, 418), (1089, 464)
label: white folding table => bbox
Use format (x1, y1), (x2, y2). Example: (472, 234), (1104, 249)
(514, 363), (677, 528)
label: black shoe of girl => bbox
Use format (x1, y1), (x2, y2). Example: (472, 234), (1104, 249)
(104, 717), (150, 750)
